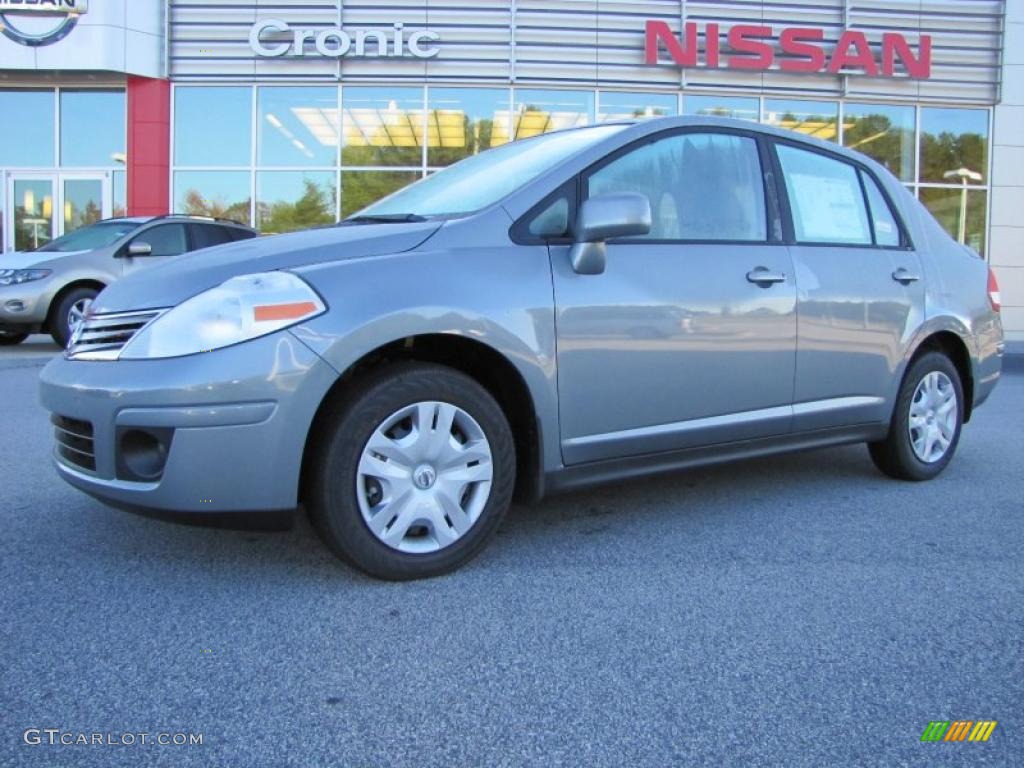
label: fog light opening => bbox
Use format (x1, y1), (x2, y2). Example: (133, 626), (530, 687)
(119, 428), (171, 481)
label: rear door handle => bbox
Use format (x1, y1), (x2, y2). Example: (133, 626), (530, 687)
(746, 267), (787, 286)
(892, 268), (921, 284)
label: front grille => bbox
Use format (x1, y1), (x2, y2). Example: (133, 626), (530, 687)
(52, 415), (96, 472)
(66, 309), (164, 360)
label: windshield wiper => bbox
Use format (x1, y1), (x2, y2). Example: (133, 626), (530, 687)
(342, 213), (428, 225)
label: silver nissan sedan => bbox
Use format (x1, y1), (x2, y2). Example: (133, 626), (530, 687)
(39, 117), (1004, 580)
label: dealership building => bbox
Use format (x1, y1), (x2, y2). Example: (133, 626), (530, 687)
(0, 0), (1021, 341)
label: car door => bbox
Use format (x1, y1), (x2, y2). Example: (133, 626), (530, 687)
(120, 223), (189, 277)
(549, 129), (798, 465)
(772, 141), (925, 431)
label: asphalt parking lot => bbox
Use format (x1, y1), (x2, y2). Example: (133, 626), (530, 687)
(1, 339), (1021, 768)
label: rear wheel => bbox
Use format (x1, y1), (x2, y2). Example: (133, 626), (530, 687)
(309, 362), (516, 580)
(50, 286), (98, 348)
(868, 351), (963, 481)
(0, 331), (28, 345)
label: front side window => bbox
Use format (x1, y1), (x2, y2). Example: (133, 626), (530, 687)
(776, 144), (871, 245)
(587, 132), (767, 242)
(135, 224), (187, 257)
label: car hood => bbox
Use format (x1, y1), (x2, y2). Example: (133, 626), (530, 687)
(1, 250), (89, 269)
(91, 221), (443, 313)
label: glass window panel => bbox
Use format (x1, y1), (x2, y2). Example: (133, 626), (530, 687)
(861, 172), (901, 247)
(588, 133), (766, 242)
(842, 103), (915, 182)
(512, 90), (593, 139)
(363, 125), (627, 219)
(684, 95), (758, 122)
(113, 171), (127, 218)
(777, 144), (871, 245)
(258, 87), (338, 167)
(174, 87), (252, 167)
(0, 90), (54, 166)
(13, 178), (54, 250)
(63, 179), (104, 234)
(342, 87), (424, 167)
(919, 108), (989, 185)
(920, 187), (987, 256)
(427, 88), (511, 167)
(134, 224), (187, 257)
(342, 171), (422, 218)
(189, 223), (235, 250)
(764, 99), (839, 142)
(256, 171), (337, 233)
(60, 90), (125, 167)
(598, 91), (677, 121)
(174, 171), (251, 226)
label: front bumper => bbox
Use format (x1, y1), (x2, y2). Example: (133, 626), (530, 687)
(0, 281), (52, 331)
(38, 331), (339, 513)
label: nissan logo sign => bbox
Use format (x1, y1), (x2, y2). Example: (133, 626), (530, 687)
(0, 0), (86, 47)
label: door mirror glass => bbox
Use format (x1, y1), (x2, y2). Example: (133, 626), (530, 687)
(570, 193), (651, 275)
(128, 241), (153, 256)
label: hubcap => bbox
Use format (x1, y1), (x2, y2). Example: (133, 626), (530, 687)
(356, 401), (494, 554)
(908, 371), (958, 464)
(67, 298), (92, 338)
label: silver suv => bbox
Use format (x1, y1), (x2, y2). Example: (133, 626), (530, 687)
(1, 215), (256, 347)
(39, 118), (1004, 580)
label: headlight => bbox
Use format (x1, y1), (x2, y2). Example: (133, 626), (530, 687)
(119, 271), (325, 360)
(0, 269), (51, 286)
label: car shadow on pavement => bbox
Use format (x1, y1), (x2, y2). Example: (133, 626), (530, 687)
(69, 442), (880, 583)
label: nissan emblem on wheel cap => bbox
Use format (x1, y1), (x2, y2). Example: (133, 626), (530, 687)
(0, 0), (87, 48)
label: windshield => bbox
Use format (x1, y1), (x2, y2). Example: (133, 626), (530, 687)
(354, 124), (629, 219)
(36, 220), (139, 252)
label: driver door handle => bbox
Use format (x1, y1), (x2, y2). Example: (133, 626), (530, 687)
(891, 268), (921, 284)
(746, 267), (787, 286)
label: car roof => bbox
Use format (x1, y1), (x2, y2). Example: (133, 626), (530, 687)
(102, 215), (254, 229)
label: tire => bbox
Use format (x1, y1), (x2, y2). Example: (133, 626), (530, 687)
(868, 351), (964, 481)
(0, 331), (28, 346)
(49, 286), (98, 348)
(308, 362), (516, 580)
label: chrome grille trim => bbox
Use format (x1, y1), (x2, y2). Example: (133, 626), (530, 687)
(66, 309), (166, 361)
(52, 414), (96, 473)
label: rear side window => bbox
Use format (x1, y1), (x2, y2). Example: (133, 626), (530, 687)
(776, 144), (871, 246)
(189, 224), (234, 250)
(135, 224), (187, 257)
(860, 173), (901, 247)
(587, 132), (767, 242)
(228, 227), (257, 242)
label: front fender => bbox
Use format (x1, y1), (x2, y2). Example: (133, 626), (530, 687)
(288, 243), (561, 474)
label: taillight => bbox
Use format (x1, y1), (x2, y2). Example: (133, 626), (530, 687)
(987, 267), (1001, 312)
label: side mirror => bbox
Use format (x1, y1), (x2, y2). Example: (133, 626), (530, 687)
(127, 241), (153, 257)
(569, 193), (652, 275)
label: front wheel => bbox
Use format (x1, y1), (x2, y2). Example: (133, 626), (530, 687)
(308, 362), (516, 580)
(50, 286), (98, 348)
(868, 351), (964, 481)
